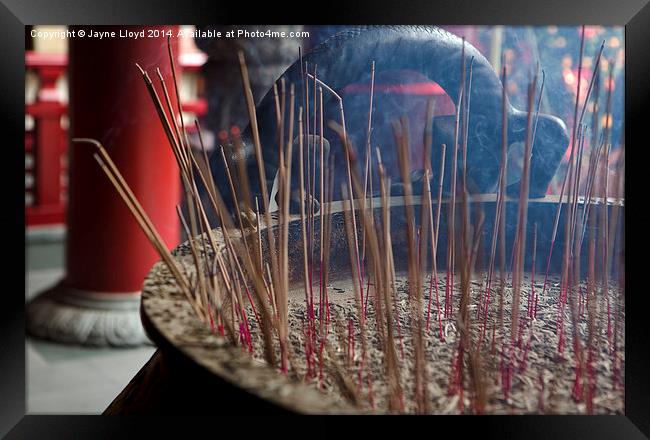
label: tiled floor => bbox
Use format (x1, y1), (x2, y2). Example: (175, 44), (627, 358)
(26, 239), (156, 414)
(27, 338), (154, 414)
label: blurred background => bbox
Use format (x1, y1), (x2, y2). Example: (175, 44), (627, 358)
(25, 25), (624, 414)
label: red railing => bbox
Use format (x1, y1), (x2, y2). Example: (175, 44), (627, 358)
(25, 50), (208, 227)
(25, 52), (68, 227)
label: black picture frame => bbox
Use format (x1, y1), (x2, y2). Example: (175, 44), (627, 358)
(4, 0), (648, 437)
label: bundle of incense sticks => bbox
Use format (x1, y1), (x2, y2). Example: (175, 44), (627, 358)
(84, 31), (624, 414)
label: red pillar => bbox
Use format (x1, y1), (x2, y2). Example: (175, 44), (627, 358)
(27, 26), (181, 346)
(66, 26), (180, 294)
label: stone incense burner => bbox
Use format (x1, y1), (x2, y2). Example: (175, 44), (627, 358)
(105, 195), (623, 414)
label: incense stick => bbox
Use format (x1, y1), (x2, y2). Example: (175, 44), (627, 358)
(77, 139), (202, 320)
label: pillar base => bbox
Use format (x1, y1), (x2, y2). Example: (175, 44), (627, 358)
(26, 282), (151, 347)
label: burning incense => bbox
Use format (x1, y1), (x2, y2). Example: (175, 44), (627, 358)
(91, 28), (625, 415)
(510, 73), (538, 344)
(445, 39), (466, 319)
(76, 140), (203, 321)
